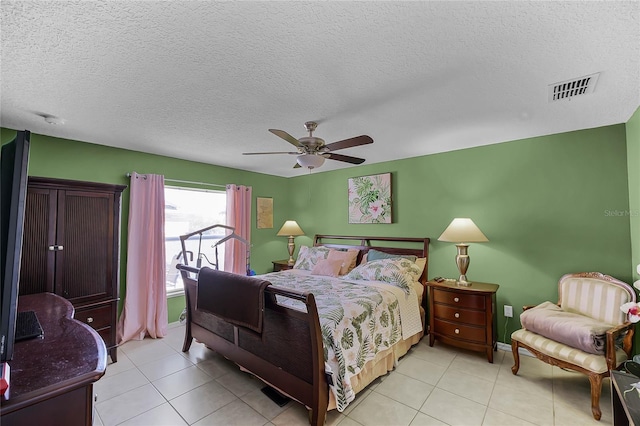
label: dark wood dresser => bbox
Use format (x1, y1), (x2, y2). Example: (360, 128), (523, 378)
(18, 177), (126, 362)
(427, 279), (499, 363)
(1, 293), (106, 425)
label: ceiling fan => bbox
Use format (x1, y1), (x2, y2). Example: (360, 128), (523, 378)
(243, 121), (373, 169)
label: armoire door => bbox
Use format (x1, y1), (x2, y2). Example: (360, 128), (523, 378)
(55, 189), (116, 305)
(19, 188), (57, 295)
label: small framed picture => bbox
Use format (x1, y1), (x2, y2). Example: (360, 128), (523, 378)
(256, 197), (273, 229)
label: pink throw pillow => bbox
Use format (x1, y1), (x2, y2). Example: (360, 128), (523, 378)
(328, 249), (360, 275)
(311, 259), (343, 277)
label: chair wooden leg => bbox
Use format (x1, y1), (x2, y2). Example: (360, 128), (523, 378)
(588, 374), (603, 421)
(511, 340), (520, 375)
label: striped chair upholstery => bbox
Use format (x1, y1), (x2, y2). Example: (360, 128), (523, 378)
(510, 272), (635, 421)
(559, 275), (630, 325)
(510, 329), (628, 374)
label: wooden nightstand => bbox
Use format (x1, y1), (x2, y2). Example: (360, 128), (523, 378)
(427, 279), (499, 363)
(272, 260), (294, 272)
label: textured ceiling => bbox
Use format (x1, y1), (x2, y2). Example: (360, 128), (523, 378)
(2, 1), (639, 178)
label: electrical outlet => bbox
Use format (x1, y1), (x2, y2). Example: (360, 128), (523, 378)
(504, 305), (513, 318)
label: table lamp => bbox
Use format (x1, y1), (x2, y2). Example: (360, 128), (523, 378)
(438, 218), (488, 286)
(277, 220), (305, 265)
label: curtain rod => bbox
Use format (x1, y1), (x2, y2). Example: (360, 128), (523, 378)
(125, 173), (226, 188)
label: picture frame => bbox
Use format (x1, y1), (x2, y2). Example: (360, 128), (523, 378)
(256, 197), (273, 229)
(348, 172), (392, 223)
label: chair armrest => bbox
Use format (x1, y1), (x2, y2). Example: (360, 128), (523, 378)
(605, 322), (636, 370)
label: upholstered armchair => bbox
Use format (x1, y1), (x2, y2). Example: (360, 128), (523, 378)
(511, 272), (636, 421)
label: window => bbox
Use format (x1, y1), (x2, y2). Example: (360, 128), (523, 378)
(165, 186), (226, 295)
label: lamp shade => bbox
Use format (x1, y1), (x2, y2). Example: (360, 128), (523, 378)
(277, 220), (305, 237)
(438, 218), (488, 243)
(297, 154), (325, 169)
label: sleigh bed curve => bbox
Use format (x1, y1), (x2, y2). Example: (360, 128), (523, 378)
(177, 235), (430, 425)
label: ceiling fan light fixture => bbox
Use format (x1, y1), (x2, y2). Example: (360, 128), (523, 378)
(297, 154), (325, 169)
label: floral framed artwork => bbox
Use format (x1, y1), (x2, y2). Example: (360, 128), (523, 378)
(348, 173), (392, 223)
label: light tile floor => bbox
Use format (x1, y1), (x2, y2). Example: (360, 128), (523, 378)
(93, 322), (614, 426)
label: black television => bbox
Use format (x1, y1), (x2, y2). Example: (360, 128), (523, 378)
(0, 130), (30, 363)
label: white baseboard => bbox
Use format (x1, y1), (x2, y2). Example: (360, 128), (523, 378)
(497, 341), (533, 357)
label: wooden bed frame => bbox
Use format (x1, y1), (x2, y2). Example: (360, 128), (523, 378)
(177, 235), (430, 425)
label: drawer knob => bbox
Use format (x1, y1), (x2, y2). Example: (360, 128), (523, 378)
(87, 317), (94, 323)
(454, 297), (460, 303)
(454, 328), (460, 334)
(454, 312), (460, 318)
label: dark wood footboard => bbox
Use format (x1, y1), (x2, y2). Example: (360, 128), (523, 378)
(178, 265), (328, 425)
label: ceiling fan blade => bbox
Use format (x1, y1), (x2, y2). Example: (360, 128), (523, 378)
(269, 129), (301, 147)
(242, 151), (298, 155)
(326, 153), (366, 164)
(324, 135), (373, 152)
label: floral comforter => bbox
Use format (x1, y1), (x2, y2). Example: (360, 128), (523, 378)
(260, 269), (422, 411)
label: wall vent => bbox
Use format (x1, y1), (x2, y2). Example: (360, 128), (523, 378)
(548, 73), (600, 102)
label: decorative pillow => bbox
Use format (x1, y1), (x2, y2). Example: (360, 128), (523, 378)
(520, 301), (617, 355)
(311, 259), (343, 277)
(366, 248), (417, 263)
(344, 258), (422, 294)
(293, 246), (331, 271)
(328, 249), (360, 275)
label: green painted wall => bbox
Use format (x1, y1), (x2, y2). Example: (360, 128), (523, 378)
(3, 123), (634, 344)
(1, 128), (293, 322)
(627, 106), (640, 285)
(288, 125), (632, 343)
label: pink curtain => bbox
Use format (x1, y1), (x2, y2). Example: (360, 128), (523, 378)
(224, 184), (252, 275)
(118, 172), (168, 344)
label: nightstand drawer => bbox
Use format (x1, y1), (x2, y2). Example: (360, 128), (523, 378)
(433, 288), (485, 310)
(273, 260), (294, 272)
(433, 304), (486, 325)
(434, 318), (486, 343)
(75, 305), (112, 329)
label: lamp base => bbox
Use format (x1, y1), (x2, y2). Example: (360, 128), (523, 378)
(287, 236), (295, 265)
(455, 244), (471, 286)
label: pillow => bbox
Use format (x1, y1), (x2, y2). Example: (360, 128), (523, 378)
(293, 246), (331, 271)
(328, 249), (360, 275)
(311, 259), (343, 277)
(366, 248), (417, 263)
(414, 257), (427, 276)
(520, 301), (618, 355)
(344, 258), (423, 294)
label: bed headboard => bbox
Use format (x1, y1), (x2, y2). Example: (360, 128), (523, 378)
(313, 235), (430, 284)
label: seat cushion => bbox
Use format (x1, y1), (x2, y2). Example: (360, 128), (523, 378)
(511, 329), (628, 374)
(520, 301), (615, 355)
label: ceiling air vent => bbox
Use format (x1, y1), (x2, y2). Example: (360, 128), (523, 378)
(548, 73), (600, 102)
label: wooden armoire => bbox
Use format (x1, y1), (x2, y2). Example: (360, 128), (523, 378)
(19, 177), (126, 362)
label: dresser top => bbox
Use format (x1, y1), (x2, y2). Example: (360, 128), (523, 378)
(427, 279), (499, 294)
